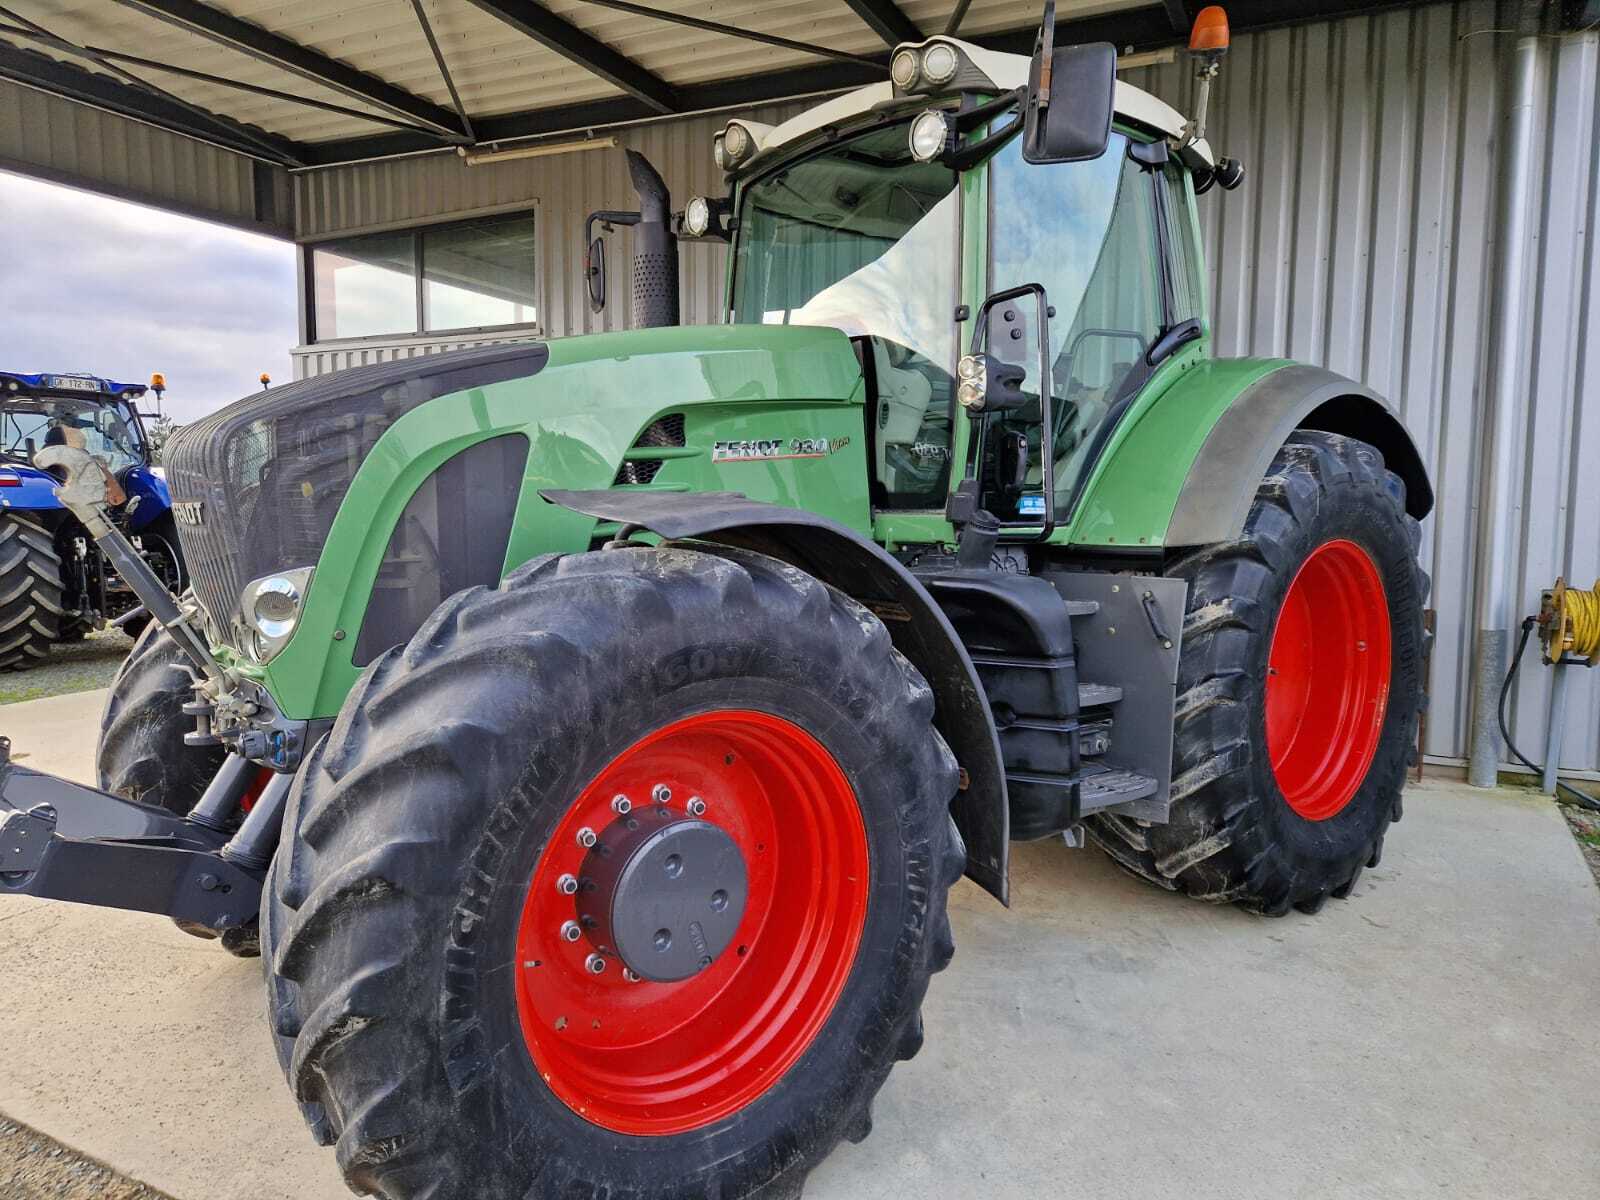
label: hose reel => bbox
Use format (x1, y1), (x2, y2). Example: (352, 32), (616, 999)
(1539, 577), (1600, 665)
(1499, 576), (1600, 810)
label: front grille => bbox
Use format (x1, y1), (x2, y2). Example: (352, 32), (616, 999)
(612, 413), (685, 486)
(167, 344), (548, 638)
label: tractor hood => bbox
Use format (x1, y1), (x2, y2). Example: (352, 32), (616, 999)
(167, 323), (869, 713)
(539, 324), (863, 405)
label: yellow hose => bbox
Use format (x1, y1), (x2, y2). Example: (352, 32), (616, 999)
(1543, 578), (1600, 664)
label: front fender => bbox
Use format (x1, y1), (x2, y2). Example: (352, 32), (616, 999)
(542, 488), (1011, 905)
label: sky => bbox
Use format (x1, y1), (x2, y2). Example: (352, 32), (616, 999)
(0, 170), (298, 424)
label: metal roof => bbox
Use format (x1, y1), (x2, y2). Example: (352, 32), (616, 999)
(0, 1), (1419, 169)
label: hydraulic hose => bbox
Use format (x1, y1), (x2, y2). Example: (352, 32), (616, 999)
(1498, 616), (1600, 811)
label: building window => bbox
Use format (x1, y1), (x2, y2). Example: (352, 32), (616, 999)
(308, 211), (537, 343)
(310, 230), (418, 340)
(423, 214), (538, 332)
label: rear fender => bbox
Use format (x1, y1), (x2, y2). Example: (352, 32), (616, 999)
(1166, 364), (1433, 546)
(541, 488), (1011, 905)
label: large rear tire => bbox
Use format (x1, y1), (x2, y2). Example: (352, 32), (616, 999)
(1088, 430), (1428, 915)
(0, 513), (63, 670)
(261, 544), (963, 1199)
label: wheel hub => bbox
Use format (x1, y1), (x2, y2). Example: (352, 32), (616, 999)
(514, 709), (869, 1135)
(577, 808), (748, 982)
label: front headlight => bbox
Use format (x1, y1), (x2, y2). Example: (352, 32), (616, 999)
(909, 110), (953, 163)
(240, 566), (313, 662)
(921, 42), (959, 85)
(684, 196), (711, 237)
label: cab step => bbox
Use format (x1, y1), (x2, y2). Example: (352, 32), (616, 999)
(1078, 765), (1160, 816)
(1077, 681), (1122, 708)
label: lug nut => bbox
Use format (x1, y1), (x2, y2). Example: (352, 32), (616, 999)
(652, 783), (672, 805)
(622, 968), (641, 983)
(686, 796), (706, 817)
(556, 873), (578, 895)
(585, 953), (607, 975)
(611, 793), (632, 815)
(576, 826), (597, 848)
(560, 920), (581, 942)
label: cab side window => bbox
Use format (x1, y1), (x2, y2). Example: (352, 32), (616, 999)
(1161, 165), (1206, 326)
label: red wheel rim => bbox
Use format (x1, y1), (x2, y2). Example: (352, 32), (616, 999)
(513, 710), (869, 1135)
(1265, 539), (1392, 821)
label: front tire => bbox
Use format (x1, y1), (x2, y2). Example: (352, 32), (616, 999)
(262, 544), (963, 1199)
(97, 621), (227, 815)
(1088, 431), (1428, 915)
(0, 513), (63, 669)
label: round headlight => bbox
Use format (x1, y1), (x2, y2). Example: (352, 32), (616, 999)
(723, 122), (752, 162)
(890, 47), (921, 90)
(957, 380), (985, 410)
(921, 43), (960, 85)
(908, 110), (951, 163)
(958, 353), (987, 382)
(712, 132), (727, 171)
(684, 196), (711, 237)
(251, 575), (302, 640)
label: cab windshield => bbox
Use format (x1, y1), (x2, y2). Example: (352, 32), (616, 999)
(730, 121), (960, 508)
(0, 397), (144, 473)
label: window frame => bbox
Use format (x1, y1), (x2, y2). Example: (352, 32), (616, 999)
(304, 208), (541, 345)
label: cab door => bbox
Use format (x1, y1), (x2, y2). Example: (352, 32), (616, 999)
(981, 131), (1195, 528)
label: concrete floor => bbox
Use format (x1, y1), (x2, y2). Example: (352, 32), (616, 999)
(2, 689), (1598, 1200)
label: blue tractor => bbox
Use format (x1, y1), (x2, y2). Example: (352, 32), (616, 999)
(0, 370), (184, 667)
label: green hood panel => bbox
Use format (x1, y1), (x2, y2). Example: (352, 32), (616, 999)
(540, 323), (865, 404)
(260, 324), (869, 719)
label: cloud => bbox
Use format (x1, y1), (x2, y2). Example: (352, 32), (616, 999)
(0, 170), (298, 424)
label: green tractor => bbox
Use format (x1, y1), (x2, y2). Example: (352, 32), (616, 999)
(0, 7), (1429, 1198)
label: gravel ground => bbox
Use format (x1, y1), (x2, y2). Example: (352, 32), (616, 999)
(0, 1116), (173, 1200)
(1561, 797), (1600, 890)
(0, 629), (129, 706)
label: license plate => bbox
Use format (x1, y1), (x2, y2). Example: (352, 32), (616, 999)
(45, 375), (99, 393)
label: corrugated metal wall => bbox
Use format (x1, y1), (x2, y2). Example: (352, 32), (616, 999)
(1123, 0), (1600, 775)
(289, 1), (1600, 774)
(0, 80), (291, 236)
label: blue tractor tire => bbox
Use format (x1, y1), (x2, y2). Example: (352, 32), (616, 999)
(0, 512), (63, 670)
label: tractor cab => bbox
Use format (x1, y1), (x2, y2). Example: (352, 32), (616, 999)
(0, 370), (154, 477)
(678, 24), (1242, 549)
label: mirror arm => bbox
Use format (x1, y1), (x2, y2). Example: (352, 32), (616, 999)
(946, 107), (1026, 171)
(584, 209), (639, 244)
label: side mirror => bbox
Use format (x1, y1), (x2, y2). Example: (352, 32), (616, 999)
(585, 235), (606, 314)
(582, 207), (641, 315)
(1022, 3), (1115, 164)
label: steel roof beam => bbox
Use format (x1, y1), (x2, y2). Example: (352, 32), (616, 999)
(0, 21), (445, 137)
(300, 0), (1428, 167)
(572, 0), (882, 67)
(0, 40), (302, 165)
(463, 0), (681, 114)
(111, 0), (463, 137)
(298, 55), (884, 167)
(843, 0), (922, 46)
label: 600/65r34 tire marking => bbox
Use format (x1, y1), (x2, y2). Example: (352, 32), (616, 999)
(517, 709), (868, 1135)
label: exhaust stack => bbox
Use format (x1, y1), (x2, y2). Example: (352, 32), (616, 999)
(624, 150), (679, 328)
